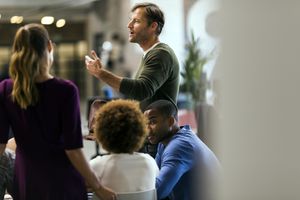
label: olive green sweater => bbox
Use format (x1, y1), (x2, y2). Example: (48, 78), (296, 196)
(120, 43), (179, 111)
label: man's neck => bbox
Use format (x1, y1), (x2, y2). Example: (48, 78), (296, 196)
(140, 37), (159, 51)
(161, 126), (180, 146)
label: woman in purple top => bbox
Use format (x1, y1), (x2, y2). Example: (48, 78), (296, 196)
(0, 23), (116, 200)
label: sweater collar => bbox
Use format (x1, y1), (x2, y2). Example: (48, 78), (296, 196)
(143, 42), (161, 57)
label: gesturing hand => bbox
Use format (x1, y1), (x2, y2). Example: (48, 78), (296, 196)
(85, 50), (103, 79)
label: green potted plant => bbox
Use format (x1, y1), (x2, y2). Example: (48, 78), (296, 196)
(180, 32), (212, 139)
(180, 32), (209, 108)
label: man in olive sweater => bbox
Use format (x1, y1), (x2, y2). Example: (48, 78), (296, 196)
(85, 2), (179, 111)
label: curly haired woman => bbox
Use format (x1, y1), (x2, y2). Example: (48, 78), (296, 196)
(90, 99), (159, 193)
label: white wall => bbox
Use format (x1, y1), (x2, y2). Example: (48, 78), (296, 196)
(213, 1), (300, 199)
(187, 0), (220, 79)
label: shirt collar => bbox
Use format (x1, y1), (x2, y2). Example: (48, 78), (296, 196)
(143, 42), (161, 57)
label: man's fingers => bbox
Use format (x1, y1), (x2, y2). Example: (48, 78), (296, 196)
(91, 50), (100, 60)
(85, 60), (91, 66)
(96, 58), (102, 67)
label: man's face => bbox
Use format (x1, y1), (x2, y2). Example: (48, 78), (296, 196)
(144, 108), (171, 144)
(127, 7), (152, 43)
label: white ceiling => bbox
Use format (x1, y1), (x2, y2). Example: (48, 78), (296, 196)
(0, 0), (97, 7)
(0, 0), (99, 22)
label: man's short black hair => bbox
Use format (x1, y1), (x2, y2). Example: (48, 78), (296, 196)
(145, 100), (178, 121)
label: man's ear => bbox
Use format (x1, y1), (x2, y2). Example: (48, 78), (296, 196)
(168, 116), (175, 127)
(151, 21), (158, 32)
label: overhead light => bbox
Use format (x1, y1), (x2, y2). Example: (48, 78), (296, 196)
(10, 16), (23, 24)
(102, 41), (112, 51)
(56, 19), (66, 28)
(16, 16), (23, 24)
(41, 16), (54, 25)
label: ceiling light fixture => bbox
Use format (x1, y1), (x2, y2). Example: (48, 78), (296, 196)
(56, 19), (66, 28)
(10, 16), (23, 24)
(41, 16), (54, 25)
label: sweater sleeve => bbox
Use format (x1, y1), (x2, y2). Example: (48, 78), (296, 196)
(155, 140), (194, 199)
(120, 49), (172, 100)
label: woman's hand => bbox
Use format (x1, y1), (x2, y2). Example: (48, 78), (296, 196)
(85, 50), (104, 79)
(94, 184), (117, 200)
(65, 149), (117, 199)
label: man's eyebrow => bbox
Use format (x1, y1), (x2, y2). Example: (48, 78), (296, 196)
(148, 116), (157, 120)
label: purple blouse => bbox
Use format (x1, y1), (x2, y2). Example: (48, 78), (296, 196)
(0, 78), (87, 200)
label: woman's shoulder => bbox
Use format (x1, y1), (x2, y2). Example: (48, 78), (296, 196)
(0, 78), (13, 87)
(0, 79), (13, 95)
(47, 77), (79, 94)
(133, 152), (156, 163)
(90, 154), (114, 164)
(50, 77), (77, 87)
(133, 153), (158, 171)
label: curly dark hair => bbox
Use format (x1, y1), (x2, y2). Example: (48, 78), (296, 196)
(94, 99), (148, 153)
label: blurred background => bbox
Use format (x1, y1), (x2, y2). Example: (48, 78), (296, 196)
(0, 0), (219, 98)
(0, 0), (220, 149)
(3, 1), (300, 199)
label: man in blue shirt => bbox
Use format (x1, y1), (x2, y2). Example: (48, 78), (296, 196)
(144, 100), (220, 200)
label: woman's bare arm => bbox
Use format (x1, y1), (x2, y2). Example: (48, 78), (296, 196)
(65, 148), (116, 200)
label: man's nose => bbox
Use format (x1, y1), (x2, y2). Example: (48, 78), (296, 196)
(127, 21), (132, 28)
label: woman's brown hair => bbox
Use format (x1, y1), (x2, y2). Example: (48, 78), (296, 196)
(9, 23), (50, 109)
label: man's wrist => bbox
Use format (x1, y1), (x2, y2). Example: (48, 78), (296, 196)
(97, 68), (105, 79)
